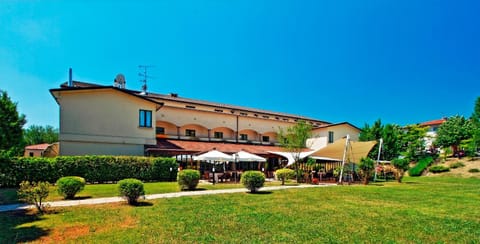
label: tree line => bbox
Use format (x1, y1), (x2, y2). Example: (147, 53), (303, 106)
(0, 90), (58, 156)
(359, 97), (480, 161)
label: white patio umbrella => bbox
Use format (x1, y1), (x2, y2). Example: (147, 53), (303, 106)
(194, 149), (233, 184)
(234, 150), (267, 162)
(193, 150), (234, 162)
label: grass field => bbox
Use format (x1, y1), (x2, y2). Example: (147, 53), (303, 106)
(1, 176), (479, 243)
(0, 180), (294, 205)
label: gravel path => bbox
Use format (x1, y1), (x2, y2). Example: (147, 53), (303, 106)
(0, 183), (336, 212)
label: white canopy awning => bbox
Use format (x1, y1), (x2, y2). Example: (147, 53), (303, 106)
(268, 151), (315, 166)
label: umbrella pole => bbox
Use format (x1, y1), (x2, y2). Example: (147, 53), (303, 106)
(374, 138), (383, 182)
(212, 161), (215, 185)
(338, 135), (350, 184)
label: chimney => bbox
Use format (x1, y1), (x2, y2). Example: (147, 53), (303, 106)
(68, 68), (73, 87)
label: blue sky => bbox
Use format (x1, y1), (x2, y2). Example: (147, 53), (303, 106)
(1, 0), (479, 128)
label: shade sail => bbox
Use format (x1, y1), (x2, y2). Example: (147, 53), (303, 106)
(268, 151), (315, 166)
(309, 138), (377, 162)
(194, 150), (234, 162)
(234, 150), (267, 162)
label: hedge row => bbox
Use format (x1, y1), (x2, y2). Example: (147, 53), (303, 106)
(408, 156), (434, 177)
(0, 155), (177, 187)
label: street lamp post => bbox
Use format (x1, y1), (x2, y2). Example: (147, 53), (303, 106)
(234, 153), (238, 183)
(212, 163), (216, 185)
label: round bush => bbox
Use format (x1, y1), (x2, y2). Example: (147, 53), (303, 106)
(429, 165), (450, 173)
(449, 162), (465, 169)
(177, 169), (200, 191)
(241, 171), (265, 193)
(118, 178), (145, 205)
(275, 168), (295, 185)
(56, 176), (86, 199)
(468, 168), (480, 173)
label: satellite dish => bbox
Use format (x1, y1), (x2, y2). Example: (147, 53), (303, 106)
(114, 74), (126, 88)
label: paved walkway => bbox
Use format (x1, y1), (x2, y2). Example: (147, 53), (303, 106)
(0, 183), (336, 212)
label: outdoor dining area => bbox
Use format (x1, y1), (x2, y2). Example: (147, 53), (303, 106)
(175, 149), (273, 184)
(197, 150), (268, 184)
(172, 137), (378, 184)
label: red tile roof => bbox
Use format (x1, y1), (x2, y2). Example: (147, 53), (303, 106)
(148, 139), (300, 155)
(25, 143), (50, 150)
(420, 118), (446, 126)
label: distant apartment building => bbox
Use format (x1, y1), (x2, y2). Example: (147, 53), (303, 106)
(50, 77), (360, 158)
(420, 118), (447, 148)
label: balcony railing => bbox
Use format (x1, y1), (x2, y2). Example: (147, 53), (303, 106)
(156, 133), (278, 145)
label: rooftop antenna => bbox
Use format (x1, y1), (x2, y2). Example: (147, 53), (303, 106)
(138, 65), (154, 95)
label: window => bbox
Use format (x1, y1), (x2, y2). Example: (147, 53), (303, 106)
(328, 131), (334, 143)
(156, 127), (165, 134)
(214, 131), (223, 139)
(214, 109), (223, 113)
(240, 134), (248, 140)
(139, 110), (152, 128)
(186, 105), (196, 109)
(186, 129), (196, 137)
(240, 112), (248, 116)
(262, 115), (269, 119)
(29, 152), (34, 157)
(262, 136), (270, 142)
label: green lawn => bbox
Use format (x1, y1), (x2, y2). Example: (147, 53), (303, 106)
(1, 176), (479, 243)
(0, 180), (294, 204)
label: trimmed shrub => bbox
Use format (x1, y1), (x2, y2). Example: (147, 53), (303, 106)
(429, 165), (450, 173)
(118, 178), (145, 205)
(241, 171), (265, 193)
(275, 168), (295, 185)
(17, 181), (50, 214)
(56, 176), (86, 199)
(468, 168), (480, 173)
(358, 157), (375, 185)
(177, 169), (200, 191)
(408, 156), (434, 177)
(391, 158), (410, 183)
(449, 162), (465, 169)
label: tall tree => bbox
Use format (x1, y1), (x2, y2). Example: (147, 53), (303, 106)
(0, 90), (27, 156)
(381, 124), (403, 160)
(401, 124), (427, 161)
(359, 119), (384, 158)
(435, 115), (473, 153)
(24, 125), (59, 145)
(277, 120), (312, 183)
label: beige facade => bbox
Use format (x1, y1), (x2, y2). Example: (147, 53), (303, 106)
(308, 123), (360, 150)
(51, 81), (359, 156)
(51, 87), (162, 156)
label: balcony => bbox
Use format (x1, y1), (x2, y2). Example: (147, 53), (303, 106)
(156, 133), (278, 145)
